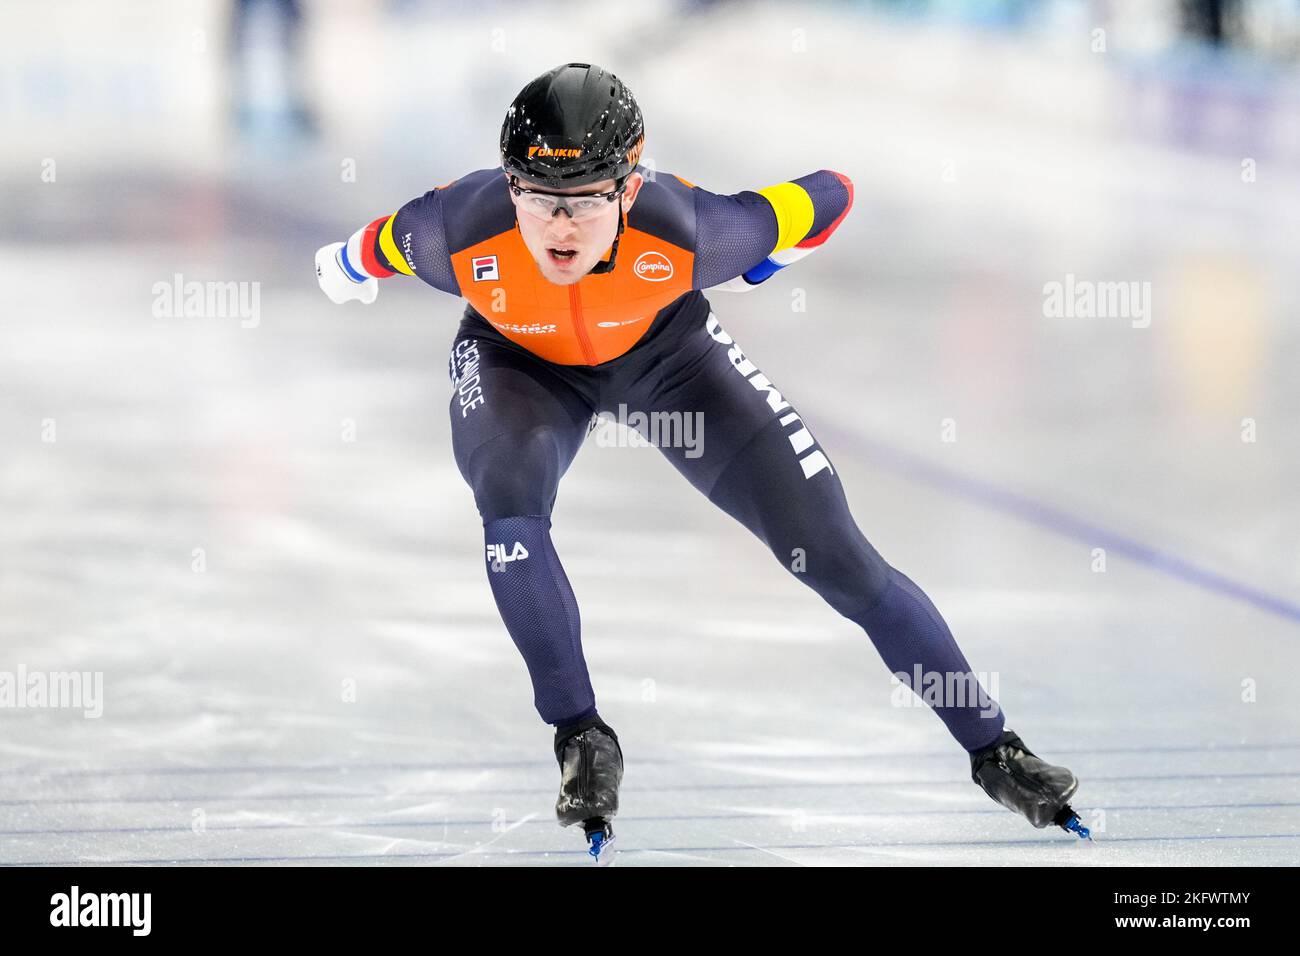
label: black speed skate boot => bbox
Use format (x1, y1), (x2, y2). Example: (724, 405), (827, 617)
(970, 730), (1092, 840)
(554, 713), (624, 864)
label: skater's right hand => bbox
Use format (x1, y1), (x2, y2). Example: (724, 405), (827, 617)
(315, 242), (378, 305)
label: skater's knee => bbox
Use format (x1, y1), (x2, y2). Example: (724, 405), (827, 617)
(467, 428), (564, 520)
(785, 527), (893, 615)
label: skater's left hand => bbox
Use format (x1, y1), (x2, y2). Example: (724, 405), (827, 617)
(315, 242), (378, 305)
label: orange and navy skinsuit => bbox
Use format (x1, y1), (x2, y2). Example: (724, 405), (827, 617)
(335, 166), (854, 366)
(333, 165), (1012, 756)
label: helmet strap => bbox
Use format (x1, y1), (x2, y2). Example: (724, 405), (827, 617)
(587, 177), (628, 276)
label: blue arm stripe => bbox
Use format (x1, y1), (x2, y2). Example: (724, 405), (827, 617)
(742, 257), (783, 284)
(338, 244), (368, 283)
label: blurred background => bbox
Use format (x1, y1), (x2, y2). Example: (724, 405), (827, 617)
(2, 0), (1299, 865)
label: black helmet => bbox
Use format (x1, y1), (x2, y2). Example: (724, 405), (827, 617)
(500, 63), (645, 188)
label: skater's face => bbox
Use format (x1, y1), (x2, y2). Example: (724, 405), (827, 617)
(508, 172), (644, 285)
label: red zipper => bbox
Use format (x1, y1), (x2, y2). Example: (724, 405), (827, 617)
(568, 284), (597, 365)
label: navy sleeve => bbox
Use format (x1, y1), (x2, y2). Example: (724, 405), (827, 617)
(693, 170), (854, 290)
(377, 188), (461, 296)
(692, 187), (779, 290)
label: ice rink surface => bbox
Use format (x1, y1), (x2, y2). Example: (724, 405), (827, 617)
(2, 2), (1298, 865)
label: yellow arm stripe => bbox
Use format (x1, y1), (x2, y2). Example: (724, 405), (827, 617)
(757, 183), (816, 253)
(379, 214), (415, 276)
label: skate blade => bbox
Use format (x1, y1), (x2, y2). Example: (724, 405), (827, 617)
(1057, 805), (1095, 842)
(587, 831), (618, 866)
(594, 839), (618, 866)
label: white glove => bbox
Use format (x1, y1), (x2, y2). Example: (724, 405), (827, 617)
(315, 242), (378, 305)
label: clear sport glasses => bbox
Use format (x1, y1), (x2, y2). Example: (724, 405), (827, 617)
(508, 178), (625, 222)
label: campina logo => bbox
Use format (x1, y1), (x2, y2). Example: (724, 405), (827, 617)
(527, 146), (583, 158)
(634, 251), (673, 281)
